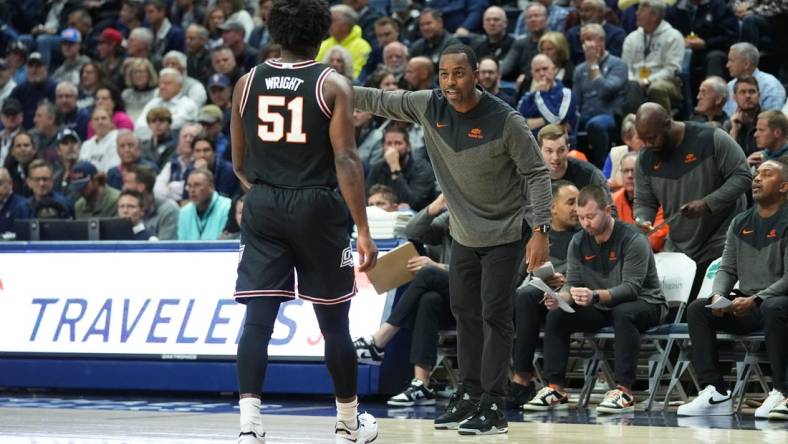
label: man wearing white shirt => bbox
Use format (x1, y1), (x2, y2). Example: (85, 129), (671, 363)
(621, 0), (684, 114)
(134, 68), (198, 141)
(162, 50), (207, 107)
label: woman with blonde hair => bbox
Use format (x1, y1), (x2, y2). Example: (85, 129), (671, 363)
(122, 58), (159, 121)
(538, 31), (574, 88)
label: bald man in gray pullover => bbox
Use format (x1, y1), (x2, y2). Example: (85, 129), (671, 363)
(633, 103), (751, 303)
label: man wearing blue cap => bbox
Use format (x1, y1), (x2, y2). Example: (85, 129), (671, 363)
(52, 28), (91, 85)
(69, 160), (121, 219)
(52, 128), (82, 193)
(207, 73), (232, 137)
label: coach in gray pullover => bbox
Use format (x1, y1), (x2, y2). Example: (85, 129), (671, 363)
(526, 185), (665, 414)
(679, 158), (787, 416)
(633, 103), (751, 301)
(354, 44), (552, 433)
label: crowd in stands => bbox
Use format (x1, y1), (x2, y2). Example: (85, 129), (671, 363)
(0, 0), (786, 419)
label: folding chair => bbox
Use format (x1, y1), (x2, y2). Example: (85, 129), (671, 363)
(575, 252), (697, 410)
(430, 330), (460, 391)
(662, 259), (770, 412)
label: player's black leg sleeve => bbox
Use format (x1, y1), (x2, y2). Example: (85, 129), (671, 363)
(314, 301), (357, 399)
(237, 297), (283, 395)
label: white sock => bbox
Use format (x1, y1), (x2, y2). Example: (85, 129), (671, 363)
(239, 397), (264, 435)
(336, 397), (359, 429)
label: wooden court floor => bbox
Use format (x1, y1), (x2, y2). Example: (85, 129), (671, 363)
(1, 407), (786, 444)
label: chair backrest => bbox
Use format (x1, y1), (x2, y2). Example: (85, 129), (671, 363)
(696, 257), (723, 299)
(654, 252), (697, 307)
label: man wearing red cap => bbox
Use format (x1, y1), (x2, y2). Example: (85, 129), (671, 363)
(98, 28), (126, 86)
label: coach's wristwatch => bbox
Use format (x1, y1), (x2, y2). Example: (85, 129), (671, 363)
(534, 224), (551, 234)
(592, 290), (600, 305)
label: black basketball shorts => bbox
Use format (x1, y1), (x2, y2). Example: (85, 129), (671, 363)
(233, 183), (356, 305)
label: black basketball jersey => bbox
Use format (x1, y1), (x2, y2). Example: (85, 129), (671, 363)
(239, 60), (337, 188)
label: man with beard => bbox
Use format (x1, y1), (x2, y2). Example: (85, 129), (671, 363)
(478, 58), (515, 108)
(723, 77), (761, 157)
(634, 102), (752, 303)
(677, 157), (788, 420)
(524, 184), (666, 414)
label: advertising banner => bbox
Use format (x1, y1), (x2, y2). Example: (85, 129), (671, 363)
(0, 250), (386, 359)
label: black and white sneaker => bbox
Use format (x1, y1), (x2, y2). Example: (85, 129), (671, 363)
(353, 335), (385, 365)
(523, 385), (570, 411)
(335, 412), (378, 443)
(238, 431), (265, 443)
(769, 397), (788, 421)
(434, 392), (477, 430)
(388, 378), (436, 406)
(457, 401), (508, 435)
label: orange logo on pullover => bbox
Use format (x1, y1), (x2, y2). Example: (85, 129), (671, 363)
(468, 128), (483, 139)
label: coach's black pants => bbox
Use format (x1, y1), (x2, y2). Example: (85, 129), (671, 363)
(450, 236), (525, 407)
(513, 286), (548, 373)
(687, 296), (788, 396)
(543, 300), (664, 388)
(386, 266), (454, 367)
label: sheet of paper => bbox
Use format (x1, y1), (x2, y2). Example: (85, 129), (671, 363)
(518, 261), (555, 289)
(705, 294), (732, 309)
(527, 277), (575, 313)
(532, 261), (555, 281)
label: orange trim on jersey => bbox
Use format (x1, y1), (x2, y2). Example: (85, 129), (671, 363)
(239, 66), (257, 116)
(315, 67), (333, 119)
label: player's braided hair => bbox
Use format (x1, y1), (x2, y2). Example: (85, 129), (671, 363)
(269, 0), (331, 57)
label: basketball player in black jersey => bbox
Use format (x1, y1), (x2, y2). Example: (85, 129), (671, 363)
(229, 1), (378, 443)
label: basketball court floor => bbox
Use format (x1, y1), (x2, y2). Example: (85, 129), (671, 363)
(1, 392), (786, 443)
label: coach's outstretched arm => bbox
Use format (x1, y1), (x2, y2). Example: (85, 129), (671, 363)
(230, 73), (253, 192)
(353, 87), (430, 124)
(326, 72), (379, 273)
